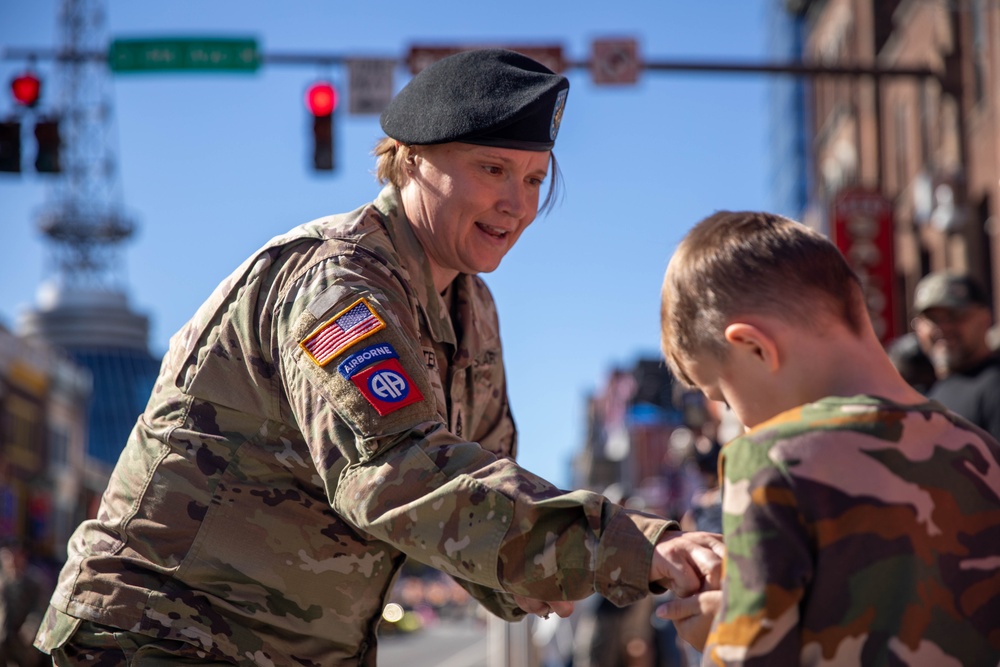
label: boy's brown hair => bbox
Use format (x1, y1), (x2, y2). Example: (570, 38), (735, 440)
(661, 210), (866, 385)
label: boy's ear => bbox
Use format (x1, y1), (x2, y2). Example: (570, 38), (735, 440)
(723, 322), (780, 373)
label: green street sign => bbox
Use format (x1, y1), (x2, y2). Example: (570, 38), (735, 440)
(109, 38), (260, 73)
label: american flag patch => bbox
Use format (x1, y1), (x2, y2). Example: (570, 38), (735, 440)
(300, 298), (386, 366)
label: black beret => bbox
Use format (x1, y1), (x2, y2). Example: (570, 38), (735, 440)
(380, 48), (570, 151)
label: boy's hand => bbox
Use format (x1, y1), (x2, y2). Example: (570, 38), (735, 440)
(650, 530), (725, 597)
(656, 590), (721, 651)
(512, 594), (574, 619)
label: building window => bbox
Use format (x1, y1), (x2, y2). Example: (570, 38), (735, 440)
(3, 395), (44, 472)
(48, 424), (70, 467)
(972, 0), (986, 106)
(894, 101), (909, 193)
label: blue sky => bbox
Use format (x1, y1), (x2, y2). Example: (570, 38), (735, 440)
(0, 1), (772, 488)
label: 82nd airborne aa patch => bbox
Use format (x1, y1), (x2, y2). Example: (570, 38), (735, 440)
(300, 298), (385, 367)
(348, 357), (424, 416)
(338, 342), (424, 416)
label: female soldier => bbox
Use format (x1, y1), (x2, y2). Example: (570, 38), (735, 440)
(36, 49), (722, 666)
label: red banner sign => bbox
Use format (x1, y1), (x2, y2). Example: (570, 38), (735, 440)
(831, 188), (898, 343)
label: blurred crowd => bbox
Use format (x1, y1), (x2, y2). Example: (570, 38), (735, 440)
(0, 542), (54, 667)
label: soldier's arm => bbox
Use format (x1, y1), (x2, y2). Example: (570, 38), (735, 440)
(448, 580), (524, 621)
(274, 250), (678, 606)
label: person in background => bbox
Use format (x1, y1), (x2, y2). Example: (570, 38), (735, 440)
(657, 211), (1000, 665)
(911, 271), (1000, 441)
(0, 542), (45, 667)
(34, 49), (722, 666)
(679, 435), (722, 537)
(885, 332), (936, 394)
(670, 435), (721, 667)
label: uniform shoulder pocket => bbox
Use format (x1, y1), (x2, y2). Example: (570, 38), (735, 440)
(287, 289), (438, 461)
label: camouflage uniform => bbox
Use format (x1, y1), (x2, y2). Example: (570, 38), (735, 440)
(36, 186), (674, 666)
(702, 395), (1000, 666)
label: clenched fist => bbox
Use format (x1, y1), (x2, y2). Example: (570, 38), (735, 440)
(649, 530), (724, 597)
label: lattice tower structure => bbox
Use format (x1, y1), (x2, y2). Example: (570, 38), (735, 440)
(36, 0), (135, 290)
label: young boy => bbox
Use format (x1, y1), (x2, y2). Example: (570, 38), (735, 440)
(656, 211), (1000, 665)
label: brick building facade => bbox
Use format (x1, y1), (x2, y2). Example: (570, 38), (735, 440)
(798, 0), (999, 337)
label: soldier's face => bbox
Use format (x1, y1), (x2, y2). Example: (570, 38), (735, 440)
(401, 142), (549, 291)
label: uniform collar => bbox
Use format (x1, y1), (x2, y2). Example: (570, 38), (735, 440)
(374, 186), (457, 346)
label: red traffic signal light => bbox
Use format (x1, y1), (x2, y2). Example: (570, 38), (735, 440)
(10, 72), (41, 108)
(305, 81), (336, 172)
(305, 82), (337, 117)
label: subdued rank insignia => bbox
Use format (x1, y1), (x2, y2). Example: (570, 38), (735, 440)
(349, 358), (424, 416)
(300, 298), (385, 366)
(550, 88), (568, 141)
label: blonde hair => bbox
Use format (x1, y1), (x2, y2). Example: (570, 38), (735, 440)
(373, 137), (415, 189)
(661, 210), (866, 386)
(371, 137), (563, 213)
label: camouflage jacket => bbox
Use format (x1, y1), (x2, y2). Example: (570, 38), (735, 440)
(702, 395), (1000, 666)
(37, 187), (673, 666)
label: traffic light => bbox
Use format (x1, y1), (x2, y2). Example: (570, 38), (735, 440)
(0, 121), (21, 172)
(312, 114), (333, 171)
(10, 71), (41, 108)
(33, 118), (61, 173)
(305, 81), (337, 171)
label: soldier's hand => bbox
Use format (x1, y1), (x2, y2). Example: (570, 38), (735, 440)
(655, 590), (721, 652)
(511, 594), (574, 619)
(650, 530), (724, 597)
